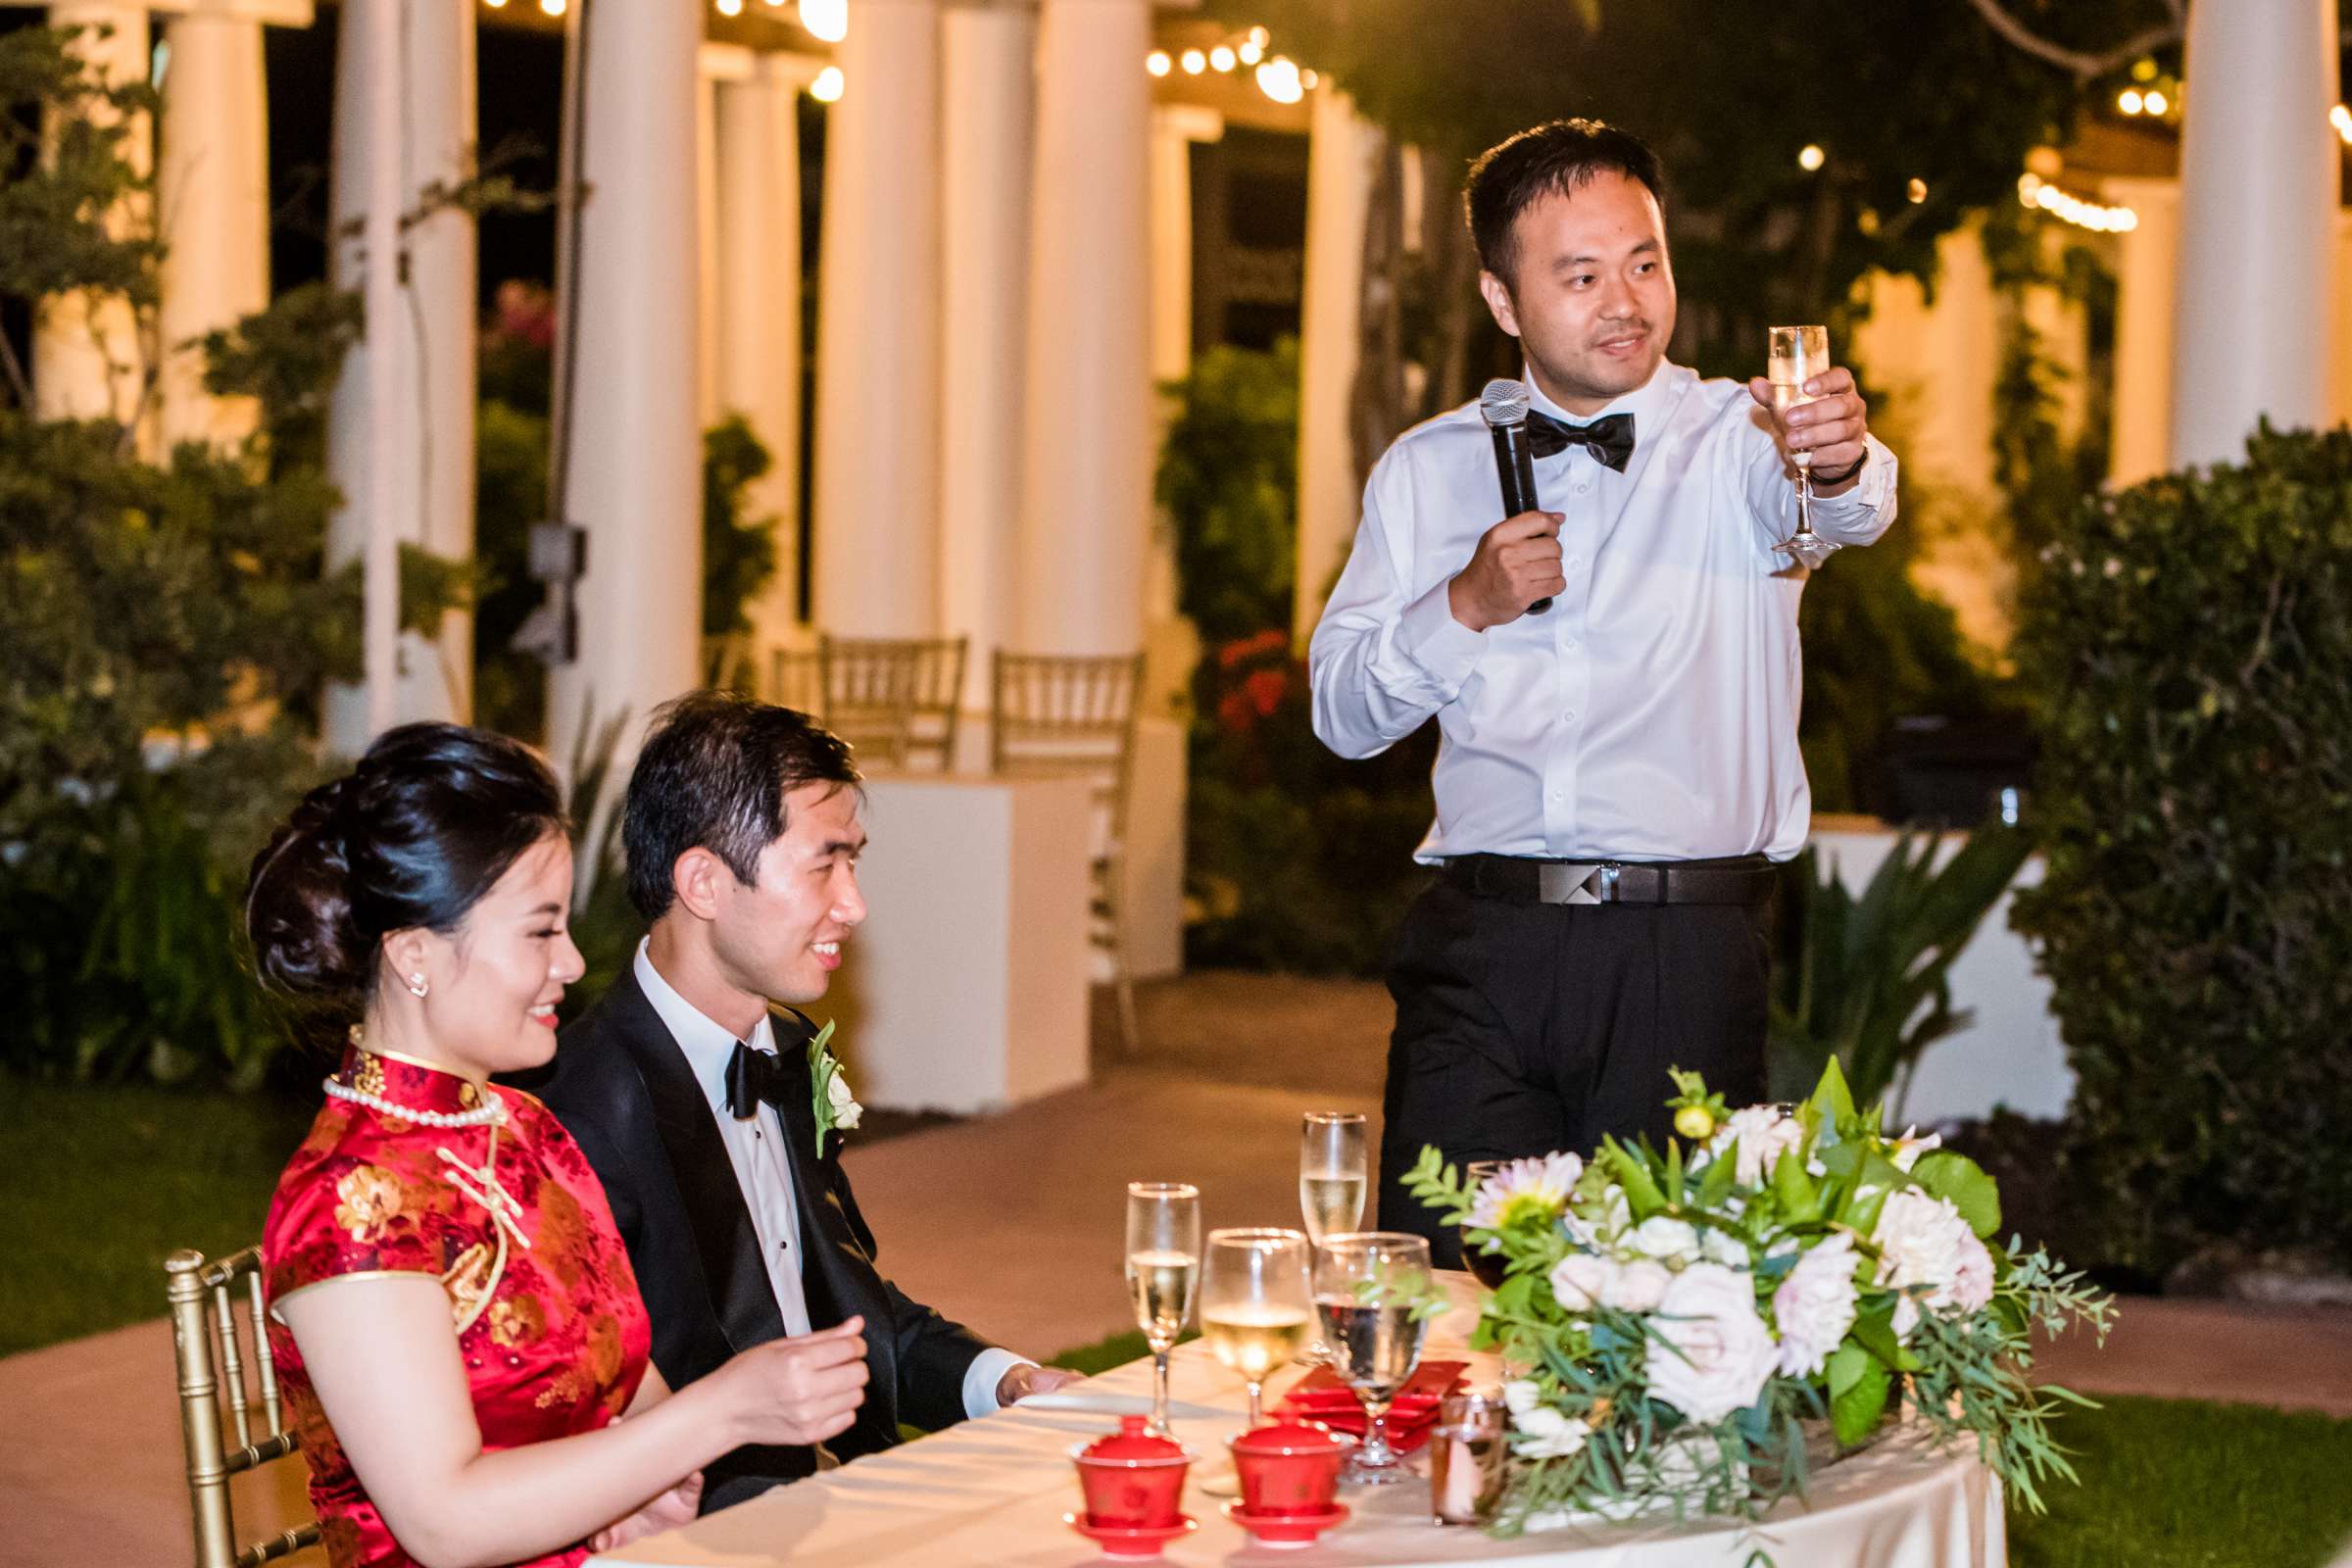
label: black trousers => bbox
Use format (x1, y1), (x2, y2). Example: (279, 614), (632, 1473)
(1374, 877), (1771, 1263)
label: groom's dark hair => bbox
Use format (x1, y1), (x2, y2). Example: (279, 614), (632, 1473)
(623, 691), (862, 921)
(1466, 119), (1665, 292)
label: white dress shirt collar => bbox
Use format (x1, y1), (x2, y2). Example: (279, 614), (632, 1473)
(1523, 358), (1682, 442)
(633, 938), (777, 1108)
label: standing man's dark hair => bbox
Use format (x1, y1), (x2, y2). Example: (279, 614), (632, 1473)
(621, 691), (861, 921)
(1465, 119), (1666, 291)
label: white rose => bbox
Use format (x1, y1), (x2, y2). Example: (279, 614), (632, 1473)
(1698, 1227), (1749, 1268)
(1603, 1258), (1673, 1312)
(825, 1070), (863, 1130)
(1716, 1105), (1806, 1187)
(1643, 1263), (1778, 1426)
(1631, 1216), (1701, 1263)
(1873, 1189), (1973, 1304)
(1502, 1379), (1544, 1419)
(1512, 1402), (1591, 1459)
(1771, 1233), (1861, 1377)
(1550, 1251), (1614, 1311)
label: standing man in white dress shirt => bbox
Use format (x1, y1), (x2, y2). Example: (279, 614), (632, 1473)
(527, 693), (1077, 1511)
(1308, 120), (1898, 1258)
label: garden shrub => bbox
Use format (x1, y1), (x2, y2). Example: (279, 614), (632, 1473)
(2011, 422), (2352, 1272)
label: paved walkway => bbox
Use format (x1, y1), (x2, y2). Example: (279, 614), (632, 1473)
(5, 972), (2349, 1567)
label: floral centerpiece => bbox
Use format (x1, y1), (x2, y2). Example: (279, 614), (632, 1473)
(1403, 1059), (2113, 1537)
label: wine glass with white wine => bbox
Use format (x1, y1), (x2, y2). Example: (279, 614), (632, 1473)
(1200, 1228), (1314, 1430)
(1767, 323), (1841, 570)
(1124, 1182), (1201, 1437)
(1314, 1232), (1434, 1486)
(1298, 1111), (1368, 1243)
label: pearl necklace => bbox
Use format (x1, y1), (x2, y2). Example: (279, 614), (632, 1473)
(322, 1075), (508, 1128)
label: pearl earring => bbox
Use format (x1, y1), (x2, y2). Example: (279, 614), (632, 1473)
(406, 973), (430, 999)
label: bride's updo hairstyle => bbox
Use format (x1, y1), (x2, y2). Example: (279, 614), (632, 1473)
(246, 723), (569, 1012)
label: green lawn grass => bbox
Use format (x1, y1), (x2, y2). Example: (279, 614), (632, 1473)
(0, 1076), (314, 1357)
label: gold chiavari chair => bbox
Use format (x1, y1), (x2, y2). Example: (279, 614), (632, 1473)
(768, 646), (825, 714)
(166, 1247), (318, 1568)
(990, 650), (1148, 1053)
(819, 634), (970, 773)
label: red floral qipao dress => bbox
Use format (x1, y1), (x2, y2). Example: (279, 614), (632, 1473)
(263, 1046), (653, 1568)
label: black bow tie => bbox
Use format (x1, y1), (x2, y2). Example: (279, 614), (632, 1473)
(725, 1041), (795, 1120)
(1526, 410), (1636, 471)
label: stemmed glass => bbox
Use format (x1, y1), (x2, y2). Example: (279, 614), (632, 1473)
(1313, 1232), (1434, 1486)
(1200, 1228), (1314, 1430)
(1768, 323), (1841, 570)
(1124, 1182), (1201, 1438)
(1298, 1112), (1368, 1243)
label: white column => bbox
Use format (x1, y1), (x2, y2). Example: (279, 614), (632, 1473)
(155, 10), (269, 450)
(1292, 81), (1379, 641)
(34, 4), (149, 426)
(939, 1), (1035, 708)
(714, 51), (814, 658)
(1146, 103), (1219, 643)
(2106, 176), (2180, 487)
(324, 0), (477, 753)
(2169, 0), (2341, 468)
(1014, 0), (1152, 656)
(695, 54), (727, 428)
(2335, 212), (2352, 429)
(812, 0), (943, 638)
(547, 0), (703, 765)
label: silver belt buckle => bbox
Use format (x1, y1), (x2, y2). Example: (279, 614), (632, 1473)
(1538, 862), (1606, 905)
(1598, 863), (1623, 903)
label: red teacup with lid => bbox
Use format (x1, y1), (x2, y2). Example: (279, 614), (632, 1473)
(1228, 1419), (1354, 1517)
(1070, 1416), (1192, 1528)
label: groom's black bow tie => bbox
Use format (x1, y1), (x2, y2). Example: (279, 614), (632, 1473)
(725, 1041), (794, 1120)
(1526, 410), (1636, 472)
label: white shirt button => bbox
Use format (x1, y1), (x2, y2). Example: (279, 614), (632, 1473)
(1563, 710), (1578, 722)
(1566, 555), (1584, 569)
(1564, 638), (1580, 652)
(1575, 480), (1592, 495)
(1550, 788), (1565, 802)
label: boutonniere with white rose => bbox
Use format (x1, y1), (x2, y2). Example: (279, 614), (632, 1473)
(808, 1020), (861, 1152)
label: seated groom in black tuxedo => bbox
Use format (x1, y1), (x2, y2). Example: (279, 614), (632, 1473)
(529, 692), (1078, 1512)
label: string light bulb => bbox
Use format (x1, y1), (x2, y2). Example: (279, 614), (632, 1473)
(1796, 144), (1825, 172)
(799, 0), (847, 43)
(483, 0), (507, 9)
(2142, 88), (2168, 116)
(2016, 172), (2136, 233)
(2118, 87), (2144, 114)
(1147, 50), (1171, 77)
(716, 0), (743, 15)
(1300, 68), (1318, 88)
(1210, 45), (1236, 72)
(1906, 177), (1928, 204)
(810, 64), (844, 102)
(539, 0), (564, 16)
(1181, 48), (1206, 74)
(1255, 56), (1303, 104)
(2332, 103), (2352, 144)
(1239, 39), (1262, 65)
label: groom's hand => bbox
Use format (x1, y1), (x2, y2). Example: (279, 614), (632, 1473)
(997, 1363), (1083, 1405)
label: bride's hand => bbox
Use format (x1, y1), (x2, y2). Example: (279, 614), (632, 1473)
(589, 1470), (704, 1552)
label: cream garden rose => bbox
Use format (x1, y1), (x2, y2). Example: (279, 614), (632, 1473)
(1643, 1263), (1778, 1425)
(1771, 1232), (1861, 1376)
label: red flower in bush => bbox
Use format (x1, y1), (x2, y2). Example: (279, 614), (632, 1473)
(1243, 666), (1289, 717)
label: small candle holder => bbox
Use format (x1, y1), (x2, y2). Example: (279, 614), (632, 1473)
(1429, 1388), (1508, 1527)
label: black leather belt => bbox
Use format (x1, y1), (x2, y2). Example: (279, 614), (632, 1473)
(1444, 854), (1778, 906)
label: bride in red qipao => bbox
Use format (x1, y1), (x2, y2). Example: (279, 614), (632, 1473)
(247, 725), (870, 1568)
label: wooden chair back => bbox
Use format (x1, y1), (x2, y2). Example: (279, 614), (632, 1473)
(166, 1247), (318, 1568)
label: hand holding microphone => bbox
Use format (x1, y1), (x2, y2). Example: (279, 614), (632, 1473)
(1446, 379), (1563, 631)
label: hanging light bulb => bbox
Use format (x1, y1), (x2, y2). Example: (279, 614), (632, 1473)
(800, 0), (848, 43)
(1180, 48), (1207, 74)
(716, 0), (744, 15)
(1796, 143), (1825, 172)
(1147, 50), (1171, 77)
(1238, 38), (1262, 65)
(539, 0), (564, 16)
(2142, 89), (2169, 116)
(1209, 45), (1236, 72)
(1254, 55), (1303, 104)
(2118, 88), (2144, 115)
(810, 64), (845, 102)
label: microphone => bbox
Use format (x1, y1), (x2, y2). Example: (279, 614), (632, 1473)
(1480, 378), (1552, 615)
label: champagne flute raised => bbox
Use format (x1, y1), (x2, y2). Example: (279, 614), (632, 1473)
(1124, 1182), (1201, 1438)
(1200, 1228), (1314, 1430)
(1314, 1232), (1435, 1486)
(1767, 323), (1840, 570)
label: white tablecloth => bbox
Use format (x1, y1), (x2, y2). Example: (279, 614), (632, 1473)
(593, 1289), (2003, 1568)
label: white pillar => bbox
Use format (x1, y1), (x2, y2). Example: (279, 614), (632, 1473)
(324, 0), (477, 753)
(714, 51), (814, 658)
(155, 10), (269, 451)
(939, 1), (1034, 708)
(547, 0), (703, 764)
(34, 4), (149, 426)
(2169, 0), (2340, 468)
(2105, 176), (2180, 487)
(695, 55), (726, 428)
(1146, 103), (1219, 643)
(2334, 212), (2352, 429)
(1292, 81), (1378, 641)
(1014, 0), (1152, 656)
(811, 0), (943, 639)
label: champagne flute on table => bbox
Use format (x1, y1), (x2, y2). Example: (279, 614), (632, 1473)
(1124, 1182), (1201, 1438)
(1767, 323), (1841, 570)
(1200, 1228), (1314, 1430)
(1298, 1111), (1367, 1362)
(1314, 1232), (1434, 1486)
